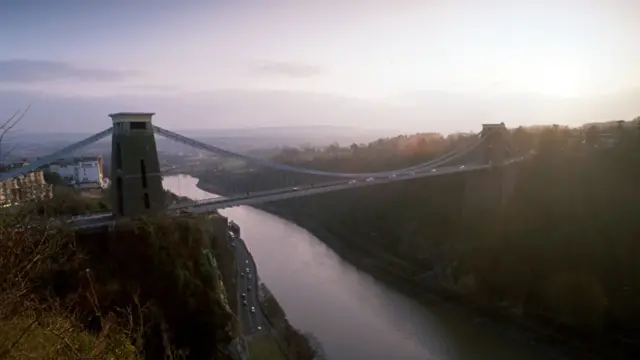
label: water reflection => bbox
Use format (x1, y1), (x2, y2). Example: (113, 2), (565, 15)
(163, 175), (556, 360)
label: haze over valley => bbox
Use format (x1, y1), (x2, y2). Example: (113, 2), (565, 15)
(2, 2), (640, 360)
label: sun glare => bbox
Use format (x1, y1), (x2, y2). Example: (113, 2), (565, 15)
(519, 60), (592, 98)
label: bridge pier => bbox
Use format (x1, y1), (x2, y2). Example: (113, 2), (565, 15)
(109, 112), (165, 218)
(463, 123), (516, 216)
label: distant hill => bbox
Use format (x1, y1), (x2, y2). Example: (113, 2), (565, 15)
(175, 125), (399, 151)
(582, 118), (639, 129)
(4, 87), (640, 136)
(5, 125), (399, 159)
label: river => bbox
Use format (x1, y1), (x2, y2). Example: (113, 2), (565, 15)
(163, 174), (567, 360)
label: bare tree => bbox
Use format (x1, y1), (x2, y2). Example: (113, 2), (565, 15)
(0, 104), (31, 164)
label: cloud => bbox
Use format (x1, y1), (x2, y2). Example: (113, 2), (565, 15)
(254, 61), (322, 78)
(0, 59), (131, 83)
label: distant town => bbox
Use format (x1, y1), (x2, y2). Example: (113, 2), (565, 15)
(0, 146), (233, 208)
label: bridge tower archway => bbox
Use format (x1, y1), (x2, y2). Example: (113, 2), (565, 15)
(109, 112), (165, 218)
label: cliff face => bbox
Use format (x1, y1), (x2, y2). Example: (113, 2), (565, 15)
(61, 215), (242, 360)
(196, 145), (640, 355)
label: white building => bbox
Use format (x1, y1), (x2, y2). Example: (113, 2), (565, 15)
(48, 156), (104, 188)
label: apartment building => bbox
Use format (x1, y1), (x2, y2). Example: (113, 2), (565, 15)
(0, 167), (53, 207)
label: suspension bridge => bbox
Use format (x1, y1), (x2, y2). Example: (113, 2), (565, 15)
(0, 113), (522, 229)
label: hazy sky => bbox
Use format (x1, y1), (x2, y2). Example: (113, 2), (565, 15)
(1, 0), (639, 133)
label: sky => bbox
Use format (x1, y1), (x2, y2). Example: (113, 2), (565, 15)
(1, 0), (639, 133)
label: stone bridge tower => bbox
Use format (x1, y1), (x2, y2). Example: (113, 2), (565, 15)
(479, 123), (510, 165)
(110, 112), (164, 218)
(463, 123), (516, 216)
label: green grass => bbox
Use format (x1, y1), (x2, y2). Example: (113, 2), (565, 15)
(221, 158), (247, 172)
(248, 335), (288, 360)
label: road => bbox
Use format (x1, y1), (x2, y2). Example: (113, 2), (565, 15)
(69, 158), (525, 230)
(228, 229), (265, 336)
(174, 162), (499, 214)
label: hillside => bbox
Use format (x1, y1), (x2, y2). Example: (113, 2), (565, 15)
(197, 120), (640, 357)
(0, 192), (240, 359)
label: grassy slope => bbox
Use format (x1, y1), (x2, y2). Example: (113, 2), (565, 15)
(0, 190), (240, 359)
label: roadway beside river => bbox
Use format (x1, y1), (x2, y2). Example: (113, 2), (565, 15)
(192, 176), (619, 360)
(167, 174), (621, 360)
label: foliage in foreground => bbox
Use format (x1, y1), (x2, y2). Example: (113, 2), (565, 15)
(0, 208), (239, 359)
(0, 211), (139, 359)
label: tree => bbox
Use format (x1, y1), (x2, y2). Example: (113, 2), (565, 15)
(511, 126), (533, 154)
(0, 105), (31, 164)
(43, 171), (63, 185)
(585, 125), (601, 148)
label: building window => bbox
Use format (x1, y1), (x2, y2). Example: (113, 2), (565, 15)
(143, 193), (150, 209)
(130, 122), (147, 130)
(115, 142), (123, 170)
(116, 177), (124, 216)
(140, 160), (147, 188)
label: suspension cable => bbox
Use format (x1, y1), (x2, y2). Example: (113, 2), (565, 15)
(153, 126), (489, 179)
(0, 127), (113, 182)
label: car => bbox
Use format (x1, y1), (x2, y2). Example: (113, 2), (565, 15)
(245, 260), (249, 264)
(365, 177), (374, 182)
(390, 174), (397, 178)
(240, 272), (244, 277)
(241, 293), (246, 298)
(251, 307), (256, 313)
(460, 165), (465, 169)
(348, 180), (357, 184)
(292, 187), (299, 191)
(242, 301), (248, 306)
(248, 274), (252, 279)
(247, 286), (252, 291)
(431, 168), (436, 172)
(246, 267), (250, 272)
(257, 326), (262, 330)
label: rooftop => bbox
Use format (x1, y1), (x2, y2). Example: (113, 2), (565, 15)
(109, 112), (155, 121)
(50, 156), (102, 166)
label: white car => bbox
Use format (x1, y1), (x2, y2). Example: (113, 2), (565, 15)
(431, 168), (436, 172)
(292, 187), (299, 191)
(365, 177), (374, 182)
(348, 180), (357, 184)
(460, 165), (465, 169)
(251, 307), (256, 313)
